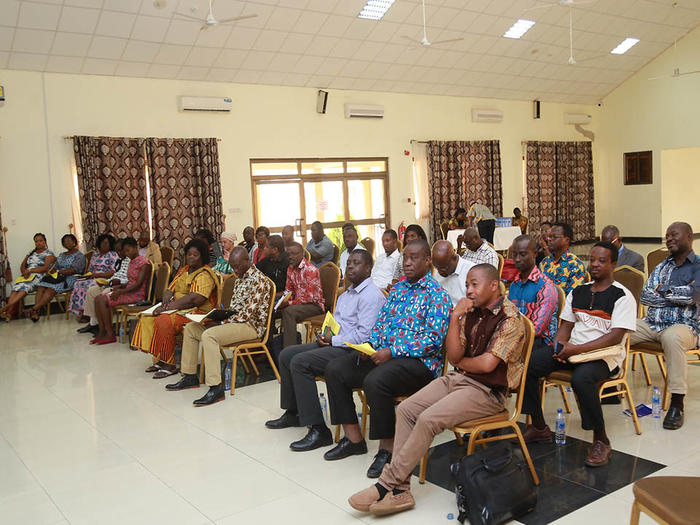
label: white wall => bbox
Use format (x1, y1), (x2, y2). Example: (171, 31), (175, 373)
(661, 146), (700, 231)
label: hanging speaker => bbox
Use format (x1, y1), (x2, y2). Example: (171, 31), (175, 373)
(533, 100), (541, 119)
(316, 90), (328, 114)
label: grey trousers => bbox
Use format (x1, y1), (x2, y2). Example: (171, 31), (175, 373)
(281, 303), (323, 348)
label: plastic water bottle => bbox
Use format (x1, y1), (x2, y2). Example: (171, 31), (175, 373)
(319, 393), (329, 426)
(357, 411), (363, 432)
(224, 363), (232, 391)
(118, 326), (124, 343)
(652, 386), (661, 418)
(555, 409), (566, 445)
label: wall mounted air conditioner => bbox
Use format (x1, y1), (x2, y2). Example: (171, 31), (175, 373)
(344, 104), (384, 119)
(471, 108), (503, 123)
(564, 112), (592, 125)
(179, 96), (232, 112)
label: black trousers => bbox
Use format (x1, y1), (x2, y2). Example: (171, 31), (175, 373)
(278, 342), (350, 426)
(477, 219), (496, 245)
(522, 340), (617, 431)
(324, 354), (434, 440)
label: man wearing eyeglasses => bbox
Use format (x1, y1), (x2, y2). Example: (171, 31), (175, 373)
(539, 222), (586, 295)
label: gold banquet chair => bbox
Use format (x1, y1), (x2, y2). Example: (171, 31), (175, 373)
(303, 262), (341, 343)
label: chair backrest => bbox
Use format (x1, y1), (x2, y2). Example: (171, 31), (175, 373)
(440, 221), (449, 239)
(361, 237), (375, 256)
(511, 316), (536, 418)
(319, 262), (341, 312)
(153, 262), (171, 303)
(647, 248), (669, 276)
(303, 249), (311, 262)
(555, 285), (566, 326)
(143, 262), (156, 302)
(614, 265), (646, 317)
(160, 246), (174, 269)
(497, 253), (504, 278)
(84, 250), (95, 271)
(584, 271), (591, 282)
(332, 244), (340, 265)
(220, 273), (238, 308)
(260, 277), (277, 345)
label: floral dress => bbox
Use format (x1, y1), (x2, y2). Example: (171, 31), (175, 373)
(38, 251), (86, 293)
(12, 249), (55, 293)
(69, 250), (118, 315)
(108, 256), (151, 306)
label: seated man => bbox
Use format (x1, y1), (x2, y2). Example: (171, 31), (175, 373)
(281, 225), (295, 248)
(166, 247), (273, 406)
(539, 221), (586, 295)
(348, 263), (525, 516)
(279, 242), (324, 348)
(137, 232), (162, 267)
(256, 234), (288, 295)
(326, 239), (451, 479)
(431, 240), (474, 306)
(239, 226), (256, 254)
(631, 222), (700, 430)
(512, 207), (529, 234)
(459, 227), (499, 269)
(600, 224), (644, 272)
(535, 221), (552, 265)
(521, 242), (636, 466)
(306, 221), (335, 268)
(338, 223), (365, 277)
(508, 235), (558, 348)
(265, 250), (386, 449)
(371, 229), (400, 289)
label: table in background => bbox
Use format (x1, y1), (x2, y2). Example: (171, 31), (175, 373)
(446, 226), (521, 251)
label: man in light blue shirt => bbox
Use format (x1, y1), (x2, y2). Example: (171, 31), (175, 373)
(306, 220), (335, 267)
(265, 250), (386, 450)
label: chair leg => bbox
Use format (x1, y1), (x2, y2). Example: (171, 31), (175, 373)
(418, 454), (428, 484)
(559, 385), (572, 413)
(511, 422), (539, 485)
(631, 353), (637, 371)
(334, 424), (341, 443)
(246, 351), (260, 376)
(359, 392), (369, 440)
(629, 500), (640, 525)
(230, 353), (238, 396)
(662, 381), (670, 411)
(261, 344), (281, 383)
(621, 381), (642, 435)
(656, 355), (667, 381)
(639, 354), (651, 386)
(540, 379), (547, 413)
(454, 432), (464, 446)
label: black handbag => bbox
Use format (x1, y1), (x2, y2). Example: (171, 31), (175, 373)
(450, 444), (537, 525)
(40, 272), (66, 285)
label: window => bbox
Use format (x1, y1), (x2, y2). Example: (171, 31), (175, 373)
(624, 151), (653, 185)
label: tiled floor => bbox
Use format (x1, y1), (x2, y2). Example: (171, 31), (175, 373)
(1, 317), (699, 525)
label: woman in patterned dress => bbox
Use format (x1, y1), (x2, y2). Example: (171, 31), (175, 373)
(131, 239), (220, 379)
(0, 233), (56, 321)
(69, 234), (118, 320)
(29, 234), (85, 322)
(91, 237), (152, 345)
(213, 231), (236, 276)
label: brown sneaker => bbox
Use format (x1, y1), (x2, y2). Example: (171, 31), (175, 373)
(584, 440), (612, 467)
(369, 491), (416, 516)
(348, 485), (382, 512)
(521, 424), (553, 443)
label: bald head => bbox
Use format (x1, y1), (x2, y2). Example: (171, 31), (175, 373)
(432, 240), (458, 278)
(464, 227), (483, 251)
(229, 246), (251, 276)
(666, 221), (693, 255)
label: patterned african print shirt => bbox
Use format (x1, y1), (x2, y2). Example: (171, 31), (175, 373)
(368, 273), (452, 378)
(508, 266), (558, 345)
(539, 250), (586, 296)
(285, 258), (324, 310)
(225, 265), (273, 338)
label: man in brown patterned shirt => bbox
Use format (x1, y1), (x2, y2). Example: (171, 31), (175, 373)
(349, 263), (526, 517)
(166, 246), (274, 406)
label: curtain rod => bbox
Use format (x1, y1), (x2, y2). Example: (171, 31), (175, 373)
(63, 136), (222, 142)
(410, 140), (429, 144)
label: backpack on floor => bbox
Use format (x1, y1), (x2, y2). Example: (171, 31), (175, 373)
(450, 444), (537, 525)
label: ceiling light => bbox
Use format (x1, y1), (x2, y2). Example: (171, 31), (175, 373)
(503, 19), (535, 39)
(611, 37), (640, 55)
(358, 0), (395, 20)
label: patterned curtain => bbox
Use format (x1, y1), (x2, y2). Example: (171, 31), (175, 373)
(146, 138), (223, 268)
(73, 136), (149, 248)
(525, 141), (595, 242)
(426, 140), (503, 241)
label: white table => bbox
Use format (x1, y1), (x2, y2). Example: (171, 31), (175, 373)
(446, 226), (521, 251)
(446, 229), (465, 249)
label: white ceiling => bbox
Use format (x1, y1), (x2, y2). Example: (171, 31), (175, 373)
(1, 0), (699, 104)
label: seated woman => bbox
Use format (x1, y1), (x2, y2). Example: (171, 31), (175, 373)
(69, 234), (118, 321)
(0, 233), (56, 321)
(131, 239), (220, 379)
(448, 207), (468, 229)
(391, 224), (428, 285)
(213, 231), (236, 276)
(29, 234), (85, 322)
(91, 237), (151, 345)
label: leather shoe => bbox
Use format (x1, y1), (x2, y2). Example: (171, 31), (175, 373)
(193, 384), (225, 406)
(521, 424), (553, 443)
(265, 410), (301, 429)
(369, 491), (415, 516)
(367, 448), (392, 478)
(323, 437), (367, 461)
(289, 426), (333, 452)
(584, 440), (612, 467)
(77, 324), (98, 334)
(663, 406), (684, 430)
(166, 374), (199, 391)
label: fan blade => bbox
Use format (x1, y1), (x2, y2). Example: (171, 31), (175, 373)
(429, 37), (464, 45)
(218, 14), (258, 24)
(401, 35), (423, 45)
(647, 75), (669, 81)
(678, 69), (700, 76)
(524, 2), (559, 12)
(173, 12), (203, 22)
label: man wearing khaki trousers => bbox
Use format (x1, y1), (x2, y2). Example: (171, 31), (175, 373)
(165, 247), (273, 406)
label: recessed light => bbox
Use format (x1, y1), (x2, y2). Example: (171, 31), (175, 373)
(611, 37), (640, 54)
(358, 0), (395, 20)
(504, 19), (535, 39)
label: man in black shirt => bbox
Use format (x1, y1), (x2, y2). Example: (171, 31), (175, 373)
(256, 234), (288, 296)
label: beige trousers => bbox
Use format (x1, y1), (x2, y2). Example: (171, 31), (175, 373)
(631, 319), (698, 395)
(378, 372), (505, 491)
(181, 322), (258, 386)
(84, 285), (106, 320)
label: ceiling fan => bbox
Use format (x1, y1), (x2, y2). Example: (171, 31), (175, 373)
(648, 38), (700, 80)
(401, 0), (464, 48)
(174, 0), (258, 31)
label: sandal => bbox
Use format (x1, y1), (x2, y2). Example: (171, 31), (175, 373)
(145, 365), (161, 373)
(152, 368), (179, 379)
(96, 337), (117, 345)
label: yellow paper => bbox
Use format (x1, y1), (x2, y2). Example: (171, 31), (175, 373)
(15, 275), (36, 284)
(82, 272), (93, 277)
(95, 278), (110, 285)
(321, 312), (340, 336)
(48, 271), (58, 279)
(345, 342), (376, 356)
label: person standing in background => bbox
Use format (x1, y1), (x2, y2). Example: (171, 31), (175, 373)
(467, 200), (496, 245)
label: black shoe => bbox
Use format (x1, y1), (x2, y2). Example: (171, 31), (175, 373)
(77, 324), (99, 334)
(289, 426), (333, 452)
(166, 374), (200, 391)
(193, 384), (225, 406)
(367, 449), (392, 478)
(663, 406), (684, 430)
(265, 410), (301, 429)
(601, 386), (622, 404)
(323, 437), (368, 461)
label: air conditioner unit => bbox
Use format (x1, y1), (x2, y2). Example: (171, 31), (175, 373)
(179, 96), (232, 112)
(471, 108), (503, 123)
(344, 104), (384, 119)
(564, 112), (592, 125)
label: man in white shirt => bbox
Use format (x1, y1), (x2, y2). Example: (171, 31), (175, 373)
(459, 228), (499, 269)
(338, 223), (365, 277)
(431, 240), (474, 306)
(371, 229), (400, 289)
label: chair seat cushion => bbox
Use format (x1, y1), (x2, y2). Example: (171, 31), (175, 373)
(547, 370), (574, 382)
(631, 341), (664, 353)
(633, 476), (700, 524)
(453, 410), (510, 429)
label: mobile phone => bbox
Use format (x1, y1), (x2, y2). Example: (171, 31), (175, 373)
(554, 342), (564, 355)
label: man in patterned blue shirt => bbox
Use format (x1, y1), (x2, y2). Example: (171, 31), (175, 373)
(323, 239), (452, 478)
(631, 222), (700, 430)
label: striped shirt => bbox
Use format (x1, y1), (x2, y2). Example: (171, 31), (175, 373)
(508, 266), (558, 345)
(461, 241), (499, 269)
